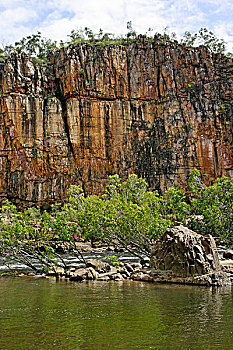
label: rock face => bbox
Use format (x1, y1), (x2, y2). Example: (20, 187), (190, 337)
(0, 38), (233, 206)
(151, 225), (231, 286)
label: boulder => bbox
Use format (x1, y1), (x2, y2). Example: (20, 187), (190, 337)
(97, 274), (110, 281)
(151, 225), (231, 286)
(131, 271), (153, 282)
(86, 259), (111, 273)
(47, 266), (65, 277)
(86, 267), (99, 280)
(94, 266), (119, 281)
(69, 268), (88, 281)
(111, 273), (124, 281)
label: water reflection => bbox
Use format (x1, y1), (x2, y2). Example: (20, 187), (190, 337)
(0, 278), (232, 350)
(185, 286), (233, 349)
(153, 284), (233, 350)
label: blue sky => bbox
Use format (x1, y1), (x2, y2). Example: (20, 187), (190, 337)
(0, 0), (232, 51)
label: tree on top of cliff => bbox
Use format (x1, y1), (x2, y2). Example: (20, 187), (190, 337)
(126, 21), (137, 40)
(0, 31), (58, 64)
(0, 25), (232, 65)
(180, 28), (227, 54)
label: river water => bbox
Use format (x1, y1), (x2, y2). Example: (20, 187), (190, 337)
(0, 277), (232, 350)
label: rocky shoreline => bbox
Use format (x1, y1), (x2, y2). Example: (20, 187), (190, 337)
(47, 242), (233, 286)
(5, 255), (232, 287)
(1, 226), (233, 287)
(2, 249), (233, 287)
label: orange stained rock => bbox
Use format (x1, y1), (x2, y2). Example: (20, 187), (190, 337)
(0, 40), (232, 206)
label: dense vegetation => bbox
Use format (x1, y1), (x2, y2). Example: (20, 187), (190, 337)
(0, 170), (232, 273)
(0, 24), (232, 65)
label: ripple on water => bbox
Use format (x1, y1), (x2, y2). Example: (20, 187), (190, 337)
(0, 278), (232, 350)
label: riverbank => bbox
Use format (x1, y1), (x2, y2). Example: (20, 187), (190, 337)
(1, 239), (233, 287)
(1, 257), (233, 287)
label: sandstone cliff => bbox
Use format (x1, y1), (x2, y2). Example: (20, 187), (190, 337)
(0, 37), (232, 206)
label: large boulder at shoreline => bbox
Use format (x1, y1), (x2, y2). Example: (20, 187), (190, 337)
(151, 225), (231, 286)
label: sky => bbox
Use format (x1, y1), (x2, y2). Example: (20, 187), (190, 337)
(0, 0), (233, 52)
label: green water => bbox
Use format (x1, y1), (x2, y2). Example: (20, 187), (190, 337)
(0, 278), (232, 350)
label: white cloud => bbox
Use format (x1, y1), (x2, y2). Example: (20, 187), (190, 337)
(213, 23), (233, 52)
(1, 7), (37, 23)
(41, 18), (78, 42)
(0, 6), (38, 44)
(0, 0), (232, 52)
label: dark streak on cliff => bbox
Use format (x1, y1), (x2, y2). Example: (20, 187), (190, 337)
(0, 39), (232, 206)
